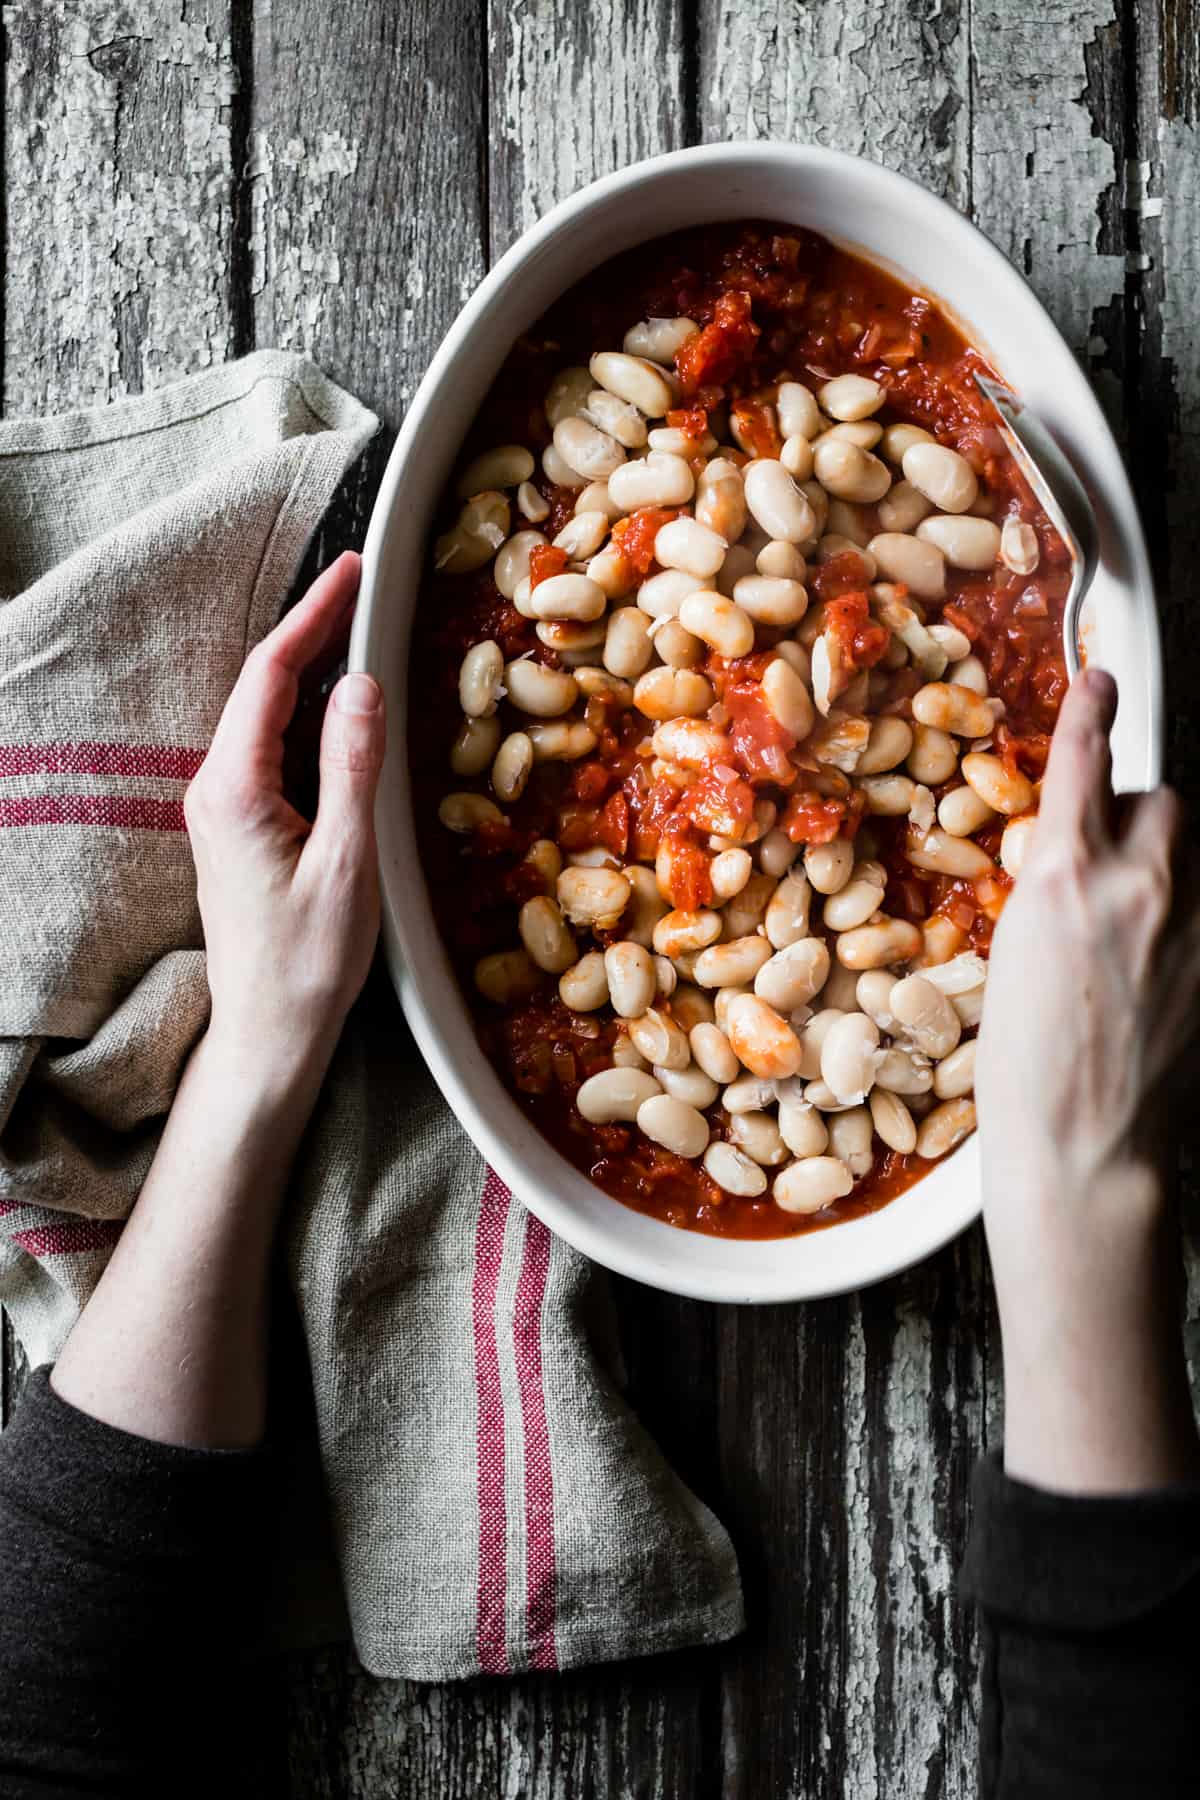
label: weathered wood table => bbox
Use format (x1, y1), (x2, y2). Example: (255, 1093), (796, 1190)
(4, 3), (1199, 1793)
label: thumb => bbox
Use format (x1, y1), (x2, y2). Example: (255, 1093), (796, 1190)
(307, 672), (386, 867)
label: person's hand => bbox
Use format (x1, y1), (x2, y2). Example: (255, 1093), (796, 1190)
(977, 668), (1200, 1491)
(184, 551), (385, 1097)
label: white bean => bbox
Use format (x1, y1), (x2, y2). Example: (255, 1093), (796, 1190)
(575, 481), (624, 522)
(588, 545), (636, 599)
(590, 350), (676, 418)
(777, 1098), (829, 1159)
(743, 460), (817, 543)
(915, 1096), (977, 1159)
(603, 606), (654, 678)
(962, 751), (1034, 815)
(457, 445), (535, 497)
(603, 942), (657, 1018)
(524, 838), (562, 888)
(761, 658), (815, 738)
(528, 720), (597, 761)
(542, 443), (588, 489)
(554, 511), (610, 561)
(759, 828), (799, 880)
(710, 848), (753, 902)
(776, 381), (822, 440)
(559, 951), (610, 1012)
(690, 1022), (740, 1085)
(902, 440), (978, 513)
(544, 366), (594, 427)
(677, 590), (755, 658)
(556, 865), (631, 929)
(858, 773), (917, 817)
(704, 1140), (768, 1196)
(867, 532), (946, 599)
(439, 792), (504, 833)
(435, 491), (512, 573)
(820, 1012), (880, 1104)
(773, 1156), (853, 1214)
(857, 716), (914, 776)
(608, 452), (695, 512)
(518, 896), (577, 973)
(492, 730), (533, 801)
(877, 479), (933, 534)
(628, 1008), (691, 1071)
(450, 713), (501, 776)
(812, 438), (891, 504)
(1000, 517), (1040, 575)
(576, 1067), (662, 1124)
(874, 1046), (934, 1094)
(937, 784), (996, 837)
(827, 1104), (874, 1178)
(654, 1061), (720, 1109)
(653, 908), (722, 958)
(623, 316), (699, 362)
(916, 514), (1001, 570)
(822, 866), (886, 931)
(732, 574), (809, 627)
(836, 916), (923, 970)
(517, 481), (550, 523)
(819, 373), (885, 421)
(458, 640), (504, 718)
(880, 422), (934, 463)
(715, 543), (758, 598)
(928, 622), (972, 662)
(504, 658), (579, 717)
(656, 517), (727, 579)
(949, 653), (988, 695)
(805, 838), (855, 896)
(612, 1031), (649, 1070)
(694, 458), (747, 541)
(764, 870), (813, 948)
(911, 682), (995, 739)
(725, 992), (804, 1080)
(727, 1111), (788, 1167)
(889, 974), (962, 1060)
(754, 938), (831, 1012)
(907, 723), (960, 786)
(637, 567), (701, 620)
(654, 620), (706, 669)
(780, 434), (815, 481)
(695, 936), (774, 990)
(634, 666), (713, 721)
(582, 388), (648, 449)
(869, 1088), (917, 1154)
(1000, 813), (1038, 877)
(494, 530), (547, 598)
(722, 1072), (777, 1113)
(637, 1093), (709, 1157)
(529, 572), (607, 623)
(933, 1039), (976, 1100)
(906, 827), (994, 880)
(671, 984), (716, 1031)
(474, 948), (540, 1004)
(651, 718), (729, 770)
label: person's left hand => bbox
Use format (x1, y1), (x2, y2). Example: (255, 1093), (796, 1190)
(184, 550), (386, 1092)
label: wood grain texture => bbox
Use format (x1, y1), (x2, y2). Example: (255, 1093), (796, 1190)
(3, 0), (238, 410)
(5, 0), (1199, 1792)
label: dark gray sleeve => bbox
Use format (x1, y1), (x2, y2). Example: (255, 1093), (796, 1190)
(0, 1367), (273, 1798)
(962, 1451), (1200, 1800)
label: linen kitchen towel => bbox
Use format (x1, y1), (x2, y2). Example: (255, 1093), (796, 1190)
(0, 351), (743, 1678)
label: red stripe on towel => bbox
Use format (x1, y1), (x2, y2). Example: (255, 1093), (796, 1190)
(0, 742), (205, 780)
(0, 794), (186, 831)
(9, 1218), (123, 1257)
(472, 1168), (512, 1674)
(514, 1210), (557, 1670)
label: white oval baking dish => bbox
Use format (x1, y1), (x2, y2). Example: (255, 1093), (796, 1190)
(352, 142), (1160, 1303)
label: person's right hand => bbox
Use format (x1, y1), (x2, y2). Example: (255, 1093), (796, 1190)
(977, 668), (1200, 1492)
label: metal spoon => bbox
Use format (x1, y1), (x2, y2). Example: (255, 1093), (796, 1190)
(972, 371), (1099, 679)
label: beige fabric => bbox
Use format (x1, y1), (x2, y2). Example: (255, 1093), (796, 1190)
(0, 353), (744, 1679)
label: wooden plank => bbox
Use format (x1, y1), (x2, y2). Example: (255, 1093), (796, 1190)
(1, 0), (240, 1423)
(3, 0), (239, 410)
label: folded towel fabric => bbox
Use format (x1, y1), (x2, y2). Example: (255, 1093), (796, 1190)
(0, 351), (743, 1678)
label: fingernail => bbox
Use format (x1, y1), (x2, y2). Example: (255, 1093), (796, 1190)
(335, 672), (382, 715)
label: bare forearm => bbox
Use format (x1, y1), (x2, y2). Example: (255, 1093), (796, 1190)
(52, 1030), (330, 1449)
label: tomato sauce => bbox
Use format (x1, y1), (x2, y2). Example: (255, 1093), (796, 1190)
(411, 222), (1069, 1241)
